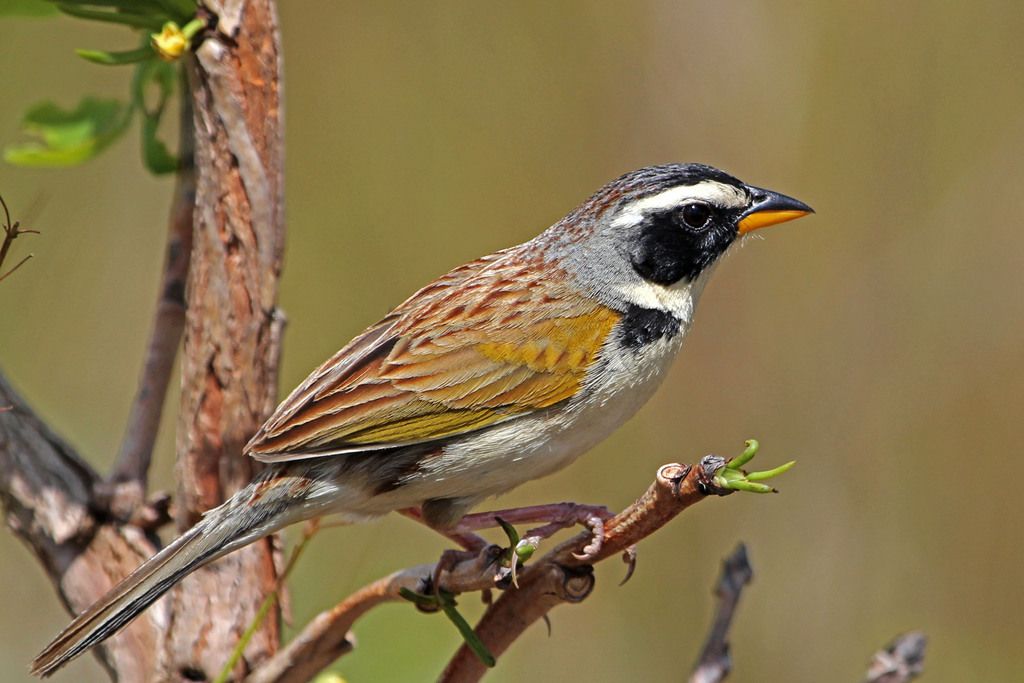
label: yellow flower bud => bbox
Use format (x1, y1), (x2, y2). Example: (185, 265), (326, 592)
(312, 674), (347, 683)
(151, 22), (188, 62)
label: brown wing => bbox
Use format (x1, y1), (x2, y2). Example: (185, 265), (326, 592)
(246, 251), (621, 462)
(245, 250), (614, 464)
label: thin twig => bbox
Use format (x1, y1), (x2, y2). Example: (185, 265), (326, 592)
(0, 193), (17, 268)
(689, 543), (754, 683)
(106, 85), (196, 506)
(247, 458), (740, 683)
(0, 254), (33, 283)
(247, 544), (506, 683)
(216, 521), (320, 683)
(0, 193), (39, 283)
(862, 632), (928, 683)
(439, 461), (728, 683)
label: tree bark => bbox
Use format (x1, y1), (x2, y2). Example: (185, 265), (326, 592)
(165, 0), (287, 679)
(0, 374), (165, 681)
(0, 1), (286, 681)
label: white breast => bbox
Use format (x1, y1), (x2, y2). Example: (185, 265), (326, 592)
(399, 311), (691, 505)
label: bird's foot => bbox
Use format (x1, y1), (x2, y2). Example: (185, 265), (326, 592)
(405, 542), (506, 605)
(404, 502), (618, 588)
(453, 502), (615, 570)
(399, 506), (488, 552)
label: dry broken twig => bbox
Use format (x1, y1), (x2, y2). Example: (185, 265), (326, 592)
(689, 543), (754, 683)
(863, 631), (928, 683)
(104, 89), (196, 513)
(0, 192), (40, 283)
(247, 544), (508, 683)
(247, 454), (774, 683)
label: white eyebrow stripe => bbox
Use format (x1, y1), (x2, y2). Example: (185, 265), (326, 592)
(611, 181), (748, 228)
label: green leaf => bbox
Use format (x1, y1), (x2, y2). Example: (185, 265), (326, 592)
(140, 115), (177, 173)
(440, 598), (496, 667)
(131, 58), (176, 117)
(76, 46), (154, 65)
(56, 3), (166, 29)
(57, 0), (165, 9)
(55, 0), (178, 22)
(132, 59), (179, 174)
(710, 439), (797, 494)
(496, 516), (520, 547)
(57, 0), (193, 23)
(398, 587), (439, 609)
(153, 0), (195, 21)
(399, 588), (496, 667)
(4, 97), (131, 167)
(0, 0), (59, 16)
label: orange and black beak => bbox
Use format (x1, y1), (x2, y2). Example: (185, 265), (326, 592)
(737, 186), (814, 234)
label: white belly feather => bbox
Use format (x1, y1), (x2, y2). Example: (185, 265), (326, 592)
(402, 316), (688, 503)
(323, 274), (710, 517)
(405, 270), (709, 503)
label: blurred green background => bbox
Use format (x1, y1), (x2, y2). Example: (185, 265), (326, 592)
(2, 2), (1022, 681)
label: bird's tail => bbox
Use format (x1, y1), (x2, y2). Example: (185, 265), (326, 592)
(31, 466), (322, 677)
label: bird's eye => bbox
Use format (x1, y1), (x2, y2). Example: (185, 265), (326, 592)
(680, 202), (712, 229)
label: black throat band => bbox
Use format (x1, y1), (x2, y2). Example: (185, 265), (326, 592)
(616, 303), (681, 349)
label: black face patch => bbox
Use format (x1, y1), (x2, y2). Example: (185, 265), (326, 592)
(616, 303), (681, 349)
(628, 205), (738, 285)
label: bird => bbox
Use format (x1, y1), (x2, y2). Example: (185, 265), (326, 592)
(31, 162), (812, 676)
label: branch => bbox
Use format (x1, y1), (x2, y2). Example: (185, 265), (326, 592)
(106, 85), (196, 504)
(0, 372), (165, 680)
(250, 455), (762, 683)
(439, 460), (727, 683)
(863, 632), (928, 683)
(0, 192), (39, 283)
(164, 0), (288, 677)
(689, 543), (754, 683)
(248, 546), (507, 683)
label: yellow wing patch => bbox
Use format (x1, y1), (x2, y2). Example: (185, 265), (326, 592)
(342, 406), (501, 444)
(477, 313), (614, 373)
(247, 260), (622, 460)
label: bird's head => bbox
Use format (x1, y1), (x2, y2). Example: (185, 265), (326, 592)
(549, 163), (813, 316)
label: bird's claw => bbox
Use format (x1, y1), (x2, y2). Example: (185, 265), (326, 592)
(488, 504), (613, 585)
(619, 545), (638, 585)
(571, 514), (607, 560)
(425, 547), (479, 605)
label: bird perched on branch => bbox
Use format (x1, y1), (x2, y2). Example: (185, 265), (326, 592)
(32, 163), (812, 676)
